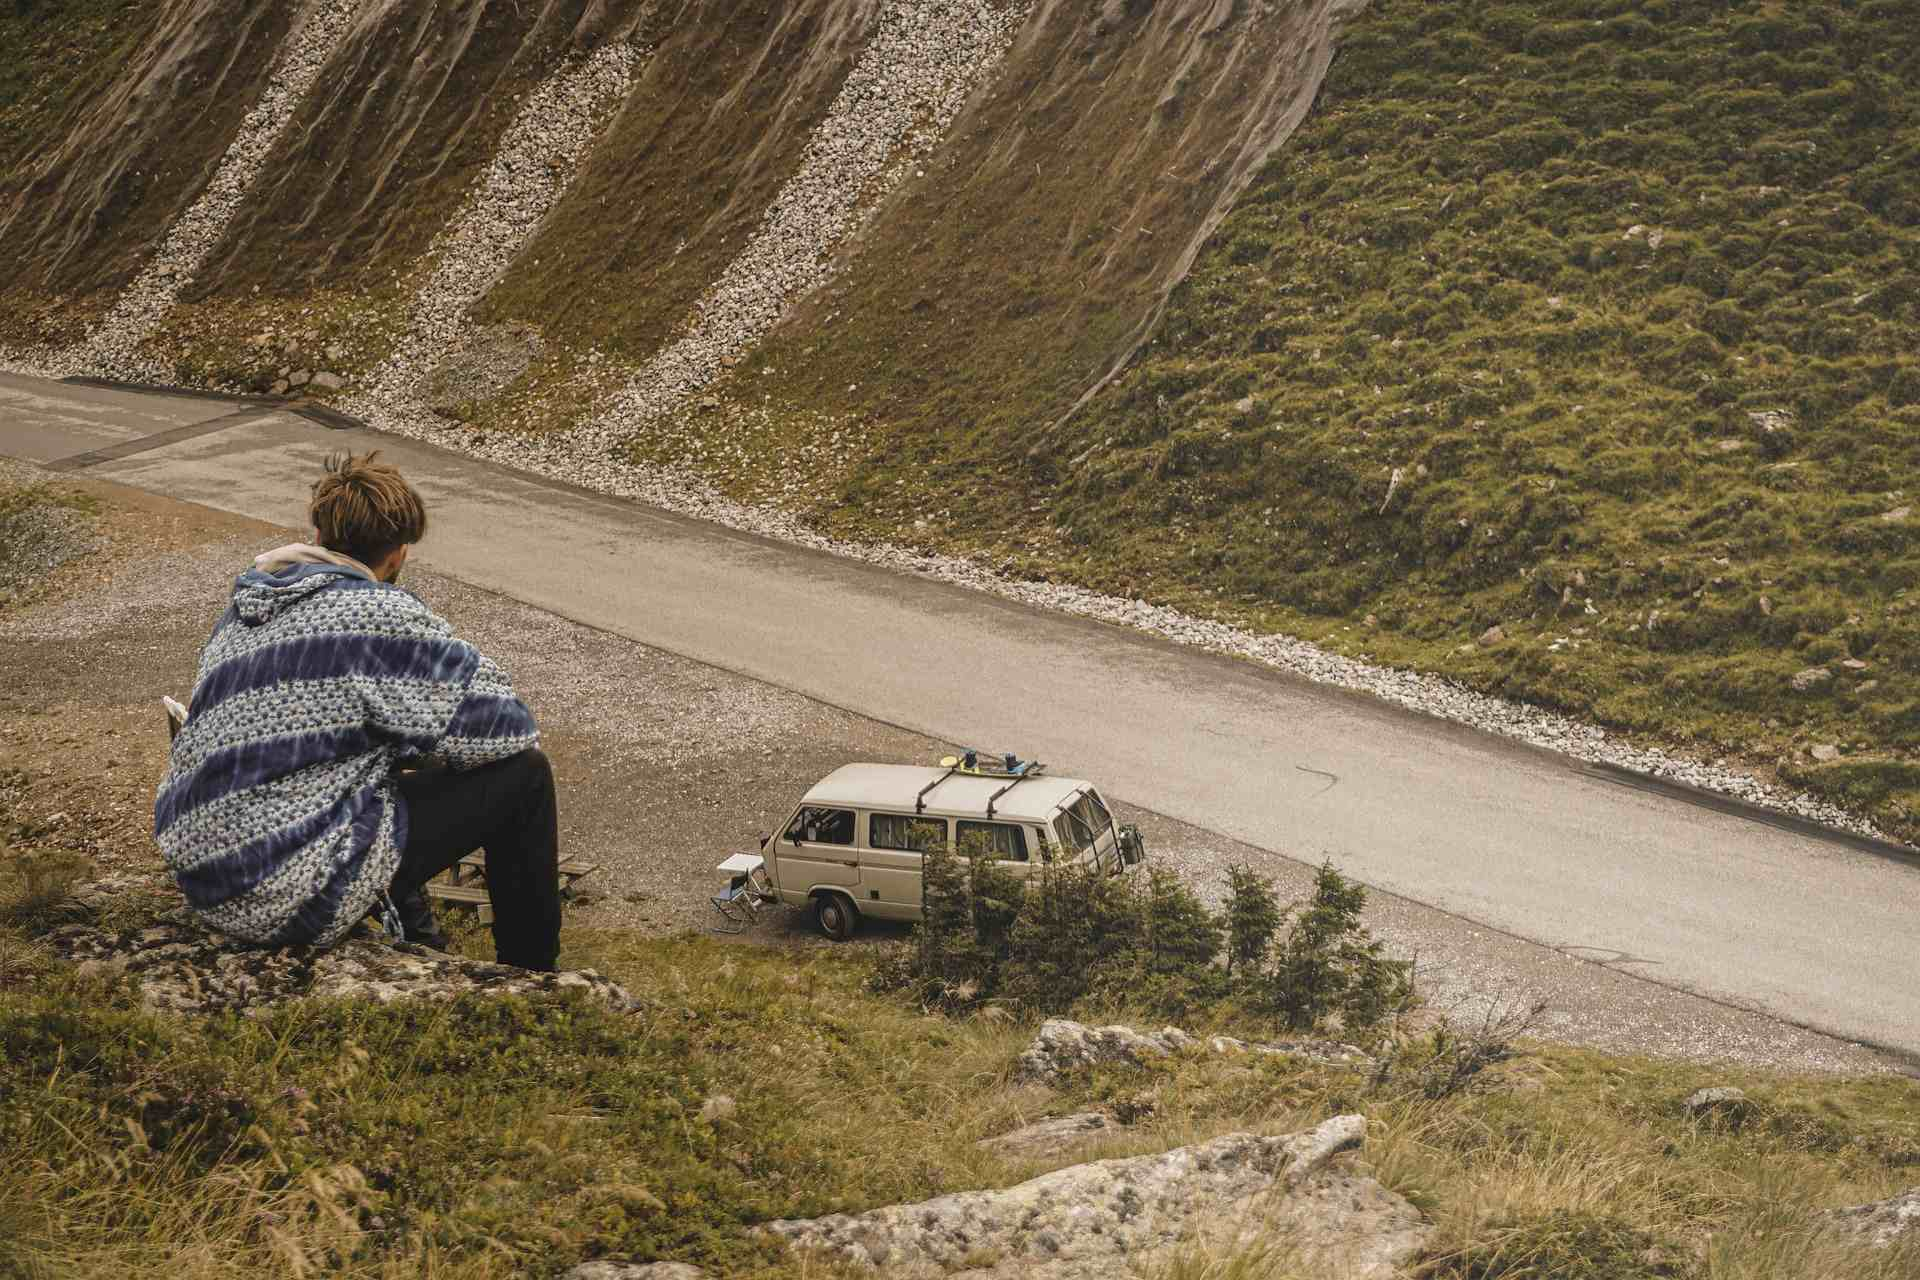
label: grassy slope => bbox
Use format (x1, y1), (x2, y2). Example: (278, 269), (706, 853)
(0, 0), (150, 176)
(2, 903), (1918, 1279)
(0, 481), (1915, 1280)
(755, 0), (1919, 836)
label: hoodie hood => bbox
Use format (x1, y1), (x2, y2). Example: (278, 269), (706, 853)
(232, 544), (375, 626)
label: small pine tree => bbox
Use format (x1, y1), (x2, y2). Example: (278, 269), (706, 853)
(1265, 861), (1412, 1034)
(1143, 865), (1222, 977)
(916, 836), (973, 998)
(1222, 863), (1284, 978)
(963, 830), (1025, 990)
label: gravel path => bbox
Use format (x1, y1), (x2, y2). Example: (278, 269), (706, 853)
(47, 0), (365, 382)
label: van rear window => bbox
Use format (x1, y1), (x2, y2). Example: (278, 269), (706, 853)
(871, 813), (949, 852)
(957, 820), (1028, 862)
(787, 806), (854, 845)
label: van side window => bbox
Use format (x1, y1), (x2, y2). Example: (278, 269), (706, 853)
(958, 820), (1028, 862)
(787, 806), (854, 845)
(870, 813), (949, 852)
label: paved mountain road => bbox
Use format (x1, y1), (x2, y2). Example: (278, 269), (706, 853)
(4, 371), (1914, 1062)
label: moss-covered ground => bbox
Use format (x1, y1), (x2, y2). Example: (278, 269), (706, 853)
(1046, 0), (1920, 829)
(0, 0), (150, 177)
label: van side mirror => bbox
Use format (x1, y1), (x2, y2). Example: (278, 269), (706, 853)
(759, 833), (770, 850)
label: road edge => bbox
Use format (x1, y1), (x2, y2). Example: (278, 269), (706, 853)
(38, 374), (1920, 871)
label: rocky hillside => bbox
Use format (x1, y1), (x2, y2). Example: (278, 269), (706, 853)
(2, 0), (1916, 834)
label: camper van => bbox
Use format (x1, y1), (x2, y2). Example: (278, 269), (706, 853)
(718, 757), (1147, 939)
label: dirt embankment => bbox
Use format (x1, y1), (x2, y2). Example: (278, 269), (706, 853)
(1, 0), (1370, 429)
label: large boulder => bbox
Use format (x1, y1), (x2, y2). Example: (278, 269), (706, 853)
(43, 881), (636, 1016)
(768, 1115), (1427, 1279)
(1825, 1186), (1920, 1249)
(1015, 1017), (1370, 1084)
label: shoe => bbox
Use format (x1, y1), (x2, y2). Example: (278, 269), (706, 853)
(392, 884), (451, 951)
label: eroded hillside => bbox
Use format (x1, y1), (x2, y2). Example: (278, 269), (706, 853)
(3, 0), (1917, 835)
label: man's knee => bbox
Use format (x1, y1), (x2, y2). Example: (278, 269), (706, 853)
(511, 747), (554, 796)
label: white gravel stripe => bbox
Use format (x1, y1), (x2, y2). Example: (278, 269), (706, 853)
(45, 0), (365, 383)
(573, 0), (1028, 450)
(363, 42), (643, 403)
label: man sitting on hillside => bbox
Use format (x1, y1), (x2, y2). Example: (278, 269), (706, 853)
(155, 451), (562, 971)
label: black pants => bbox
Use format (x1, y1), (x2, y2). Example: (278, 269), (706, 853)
(392, 748), (561, 971)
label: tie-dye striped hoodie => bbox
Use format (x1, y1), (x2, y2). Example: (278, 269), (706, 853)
(156, 545), (538, 946)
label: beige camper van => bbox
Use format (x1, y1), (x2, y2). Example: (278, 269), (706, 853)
(727, 758), (1145, 939)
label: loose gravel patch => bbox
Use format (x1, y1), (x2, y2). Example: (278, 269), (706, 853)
(365, 41), (643, 406)
(0, 458), (100, 601)
(569, 0), (1028, 446)
(420, 575), (819, 768)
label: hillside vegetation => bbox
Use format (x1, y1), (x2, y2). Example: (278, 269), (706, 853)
(2, 864), (1919, 1279)
(735, 0), (1919, 835)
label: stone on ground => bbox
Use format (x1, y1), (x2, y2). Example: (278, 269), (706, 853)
(1015, 1017), (1370, 1084)
(768, 1115), (1427, 1279)
(1682, 1086), (1750, 1118)
(44, 880), (636, 1016)
(1824, 1186), (1920, 1249)
(975, 1111), (1110, 1156)
(562, 1263), (708, 1280)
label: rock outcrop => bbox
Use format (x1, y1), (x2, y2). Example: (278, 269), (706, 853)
(1825, 1186), (1920, 1249)
(44, 880), (636, 1016)
(768, 1115), (1427, 1279)
(1015, 1017), (1371, 1084)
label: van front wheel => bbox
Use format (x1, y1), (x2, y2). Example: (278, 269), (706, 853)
(813, 892), (858, 941)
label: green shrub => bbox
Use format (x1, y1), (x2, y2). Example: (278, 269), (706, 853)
(1259, 862), (1412, 1034)
(1223, 863), (1284, 977)
(883, 851), (1410, 1040)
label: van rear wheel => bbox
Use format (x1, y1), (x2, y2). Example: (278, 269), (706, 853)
(813, 892), (858, 941)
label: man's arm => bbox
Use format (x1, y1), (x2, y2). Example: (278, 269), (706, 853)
(435, 652), (539, 769)
(358, 593), (539, 769)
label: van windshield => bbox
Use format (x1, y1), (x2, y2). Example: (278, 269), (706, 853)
(1078, 789), (1113, 833)
(1055, 794), (1104, 854)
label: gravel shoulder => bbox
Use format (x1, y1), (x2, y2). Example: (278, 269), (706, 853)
(0, 466), (1902, 1076)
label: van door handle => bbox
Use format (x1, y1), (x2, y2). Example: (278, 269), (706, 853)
(842, 859), (860, 868)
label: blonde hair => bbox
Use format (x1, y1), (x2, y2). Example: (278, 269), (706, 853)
(310, 451), (427, 566)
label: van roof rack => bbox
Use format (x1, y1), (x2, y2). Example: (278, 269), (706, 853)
(916, 749), (1046, 813)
